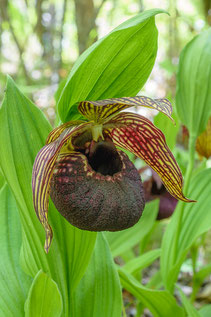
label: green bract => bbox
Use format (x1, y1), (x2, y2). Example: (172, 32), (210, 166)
(58, 9), (167, 122)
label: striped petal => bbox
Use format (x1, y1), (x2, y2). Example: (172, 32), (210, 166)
(104, 112), (194, 202)
(78, 96), (173, 123)
(32, 122), (90, 252)
(46, 120), (86, 144)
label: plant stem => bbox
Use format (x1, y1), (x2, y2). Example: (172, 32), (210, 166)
(190, 244), (200, 302)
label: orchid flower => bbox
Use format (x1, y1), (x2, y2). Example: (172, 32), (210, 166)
(196, 117), (211, 159)
(32, 96), (194, 252)
(139, 166), (178, 220)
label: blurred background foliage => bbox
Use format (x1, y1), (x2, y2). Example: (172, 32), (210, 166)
(0, 0), (210, 124)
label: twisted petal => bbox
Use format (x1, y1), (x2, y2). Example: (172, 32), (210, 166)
(46, 120), (86, 144)
(104, 112), (194, 202)
(78, 96), (173, 123)
(32, 122), (90, 252)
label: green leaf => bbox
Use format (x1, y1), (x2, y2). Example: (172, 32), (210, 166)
(119, 268), (185, 317)
(106, 200), (159, 257)
(0, 167), (5, 190)
(161, 168), (211, 292)
(70, 233), (122, 317)
(176, 29), (211, 138)
(25, 270), (63, 317)
(177, 287), (200, 317)
(0, 77), (96, 316)
(123, 249), (161, 275)
(58, 9), (167, 122)
(195, 263), (211, 283)
(154, 111), (179, 150)
(146, 271), (163, 289)
(0, 184), (32, 317)
(199, 304), (211, 317)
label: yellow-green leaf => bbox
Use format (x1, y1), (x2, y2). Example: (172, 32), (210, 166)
(0, 184), (31, 317)
(0, 77), (96, 316)
(177, 287), (200, 317)
(58, 9), (167, 122)
(176, 29), (211, 138)
(119, 268), (185, 317)
(71, 233), (122, 317)
(25, 271), (63, 317)
(161, 168), (211, 292)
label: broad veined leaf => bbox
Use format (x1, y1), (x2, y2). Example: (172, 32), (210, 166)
(177, 287), (200, 317)
(161, 168), (211, 292)
(123, 249), (161, 275)
(0, 184), (32, 317)
(25, 270), (63, 317)
(176, 28), (211, 138)
(70, 233), (122, 317)
(119, 268), (185, 317)
(57, 9), (167, 122)
(106, 200), (159, 257)
(0, 77), (96, 316)
(0, 167), (5, 190)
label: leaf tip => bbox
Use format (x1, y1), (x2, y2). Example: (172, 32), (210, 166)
(6, 74), (15, 87)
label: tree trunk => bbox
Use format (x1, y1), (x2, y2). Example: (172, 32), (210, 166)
(73, 0), (97, 54)
(203, 0), (211, 25)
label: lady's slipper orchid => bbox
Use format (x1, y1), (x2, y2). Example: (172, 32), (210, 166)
(32, 96), (194, 252)
(183, 120), (211, 159)
(139, 166), (178, 220)
(196, 117), (211, 159)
